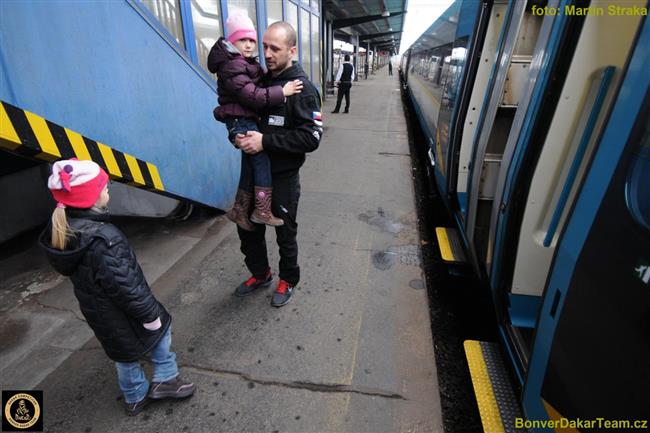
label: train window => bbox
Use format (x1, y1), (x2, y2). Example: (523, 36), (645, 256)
(142, 0), (186, 46)
(311, 14), (321, 84)
(310, 0), (319, 12)
(301, 9), (311, 79)
(267, 0), (283, 25)
(286, 2), (299, 59)
(226, 0), (258, 30)
(625, 114), (650, 231)
(190, 0), (223, 77)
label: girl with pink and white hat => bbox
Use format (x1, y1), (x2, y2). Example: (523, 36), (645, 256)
(39, 159), (195, 415)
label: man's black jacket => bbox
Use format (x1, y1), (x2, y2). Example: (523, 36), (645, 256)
(260, 63), (322, 178)
(39, 209), (171, 362)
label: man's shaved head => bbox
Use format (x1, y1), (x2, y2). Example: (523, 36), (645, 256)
(267, 21), (297, 48)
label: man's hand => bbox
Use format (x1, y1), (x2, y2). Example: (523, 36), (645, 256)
(236, 131), (264, 154)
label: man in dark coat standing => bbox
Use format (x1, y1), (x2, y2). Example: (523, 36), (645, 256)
(235, 22), (322, 307)
(332, 54), (355, 113)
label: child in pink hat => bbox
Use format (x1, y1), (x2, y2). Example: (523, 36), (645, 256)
(39, 159), (195, 415)
(207, 11), (302, 230)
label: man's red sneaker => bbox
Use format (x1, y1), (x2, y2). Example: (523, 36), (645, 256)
(271, 279), (294, 307)
(234, 269), (273, 297)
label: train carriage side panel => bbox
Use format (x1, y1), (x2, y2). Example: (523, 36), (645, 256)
(524, 14), (650, 423)
(0, 1), (239, 210)
(506, 0), (644, 301)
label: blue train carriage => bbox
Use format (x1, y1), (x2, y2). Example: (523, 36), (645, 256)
(0, 0), (323, 242)
(402, 0), (649, 430)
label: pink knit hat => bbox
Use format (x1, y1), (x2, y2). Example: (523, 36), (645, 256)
(226, 11), (257, 44)
(48, 159), (109, 209)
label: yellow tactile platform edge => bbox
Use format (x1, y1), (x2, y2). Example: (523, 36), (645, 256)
(464, 340), (506, 433)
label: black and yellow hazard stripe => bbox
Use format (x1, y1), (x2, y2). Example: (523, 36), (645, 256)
(0, 100), (164, 191)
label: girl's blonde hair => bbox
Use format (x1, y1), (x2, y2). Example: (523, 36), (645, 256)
(51, 206), (71, 250)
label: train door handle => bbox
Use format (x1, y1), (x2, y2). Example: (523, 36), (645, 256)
(543, 66), (615, 247)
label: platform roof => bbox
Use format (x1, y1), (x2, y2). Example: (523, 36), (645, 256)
(325, 0), (407, 54)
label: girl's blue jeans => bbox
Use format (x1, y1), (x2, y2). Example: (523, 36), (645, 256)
(115, 326), (178, 404)
(224, 117), (272, 189)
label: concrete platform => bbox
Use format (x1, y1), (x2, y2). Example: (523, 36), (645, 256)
(0, 70), (443, 432)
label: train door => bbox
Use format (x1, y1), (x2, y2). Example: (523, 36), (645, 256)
(454, 1), (506, 220)
(523, 17), (650, 424)
(464, 0), (543, 269)
(489, 0), (645, 370)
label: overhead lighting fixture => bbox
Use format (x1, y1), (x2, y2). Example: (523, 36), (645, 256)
(382, 10), (390, 17)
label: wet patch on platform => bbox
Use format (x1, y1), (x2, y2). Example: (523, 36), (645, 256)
(372, 245), (421, 270)
(358, 208), (405, 234)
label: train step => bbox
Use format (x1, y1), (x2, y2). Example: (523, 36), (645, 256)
(435, 227), (467, 263)
(464, 340), (529, 433)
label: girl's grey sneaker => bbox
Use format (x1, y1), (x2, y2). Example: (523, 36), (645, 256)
(148, 377), (195, 399)
(123, 396), (150, 416)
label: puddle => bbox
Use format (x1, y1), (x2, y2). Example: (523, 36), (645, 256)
(372, 245), (421, 270)
(358, 208), (405, 234)
(372, 250), (398, 270)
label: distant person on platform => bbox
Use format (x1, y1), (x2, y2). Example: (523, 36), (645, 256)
(234, 22), (322, 307)
(388, 61), (393, 76)
(332, 54), (355, 114)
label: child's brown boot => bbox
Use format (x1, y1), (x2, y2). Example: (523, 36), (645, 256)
(226, 189), (255, 231)
(250, 186), (284, 226)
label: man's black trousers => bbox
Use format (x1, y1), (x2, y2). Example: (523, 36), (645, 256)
(334, 83), (351, 112)
(237, 173), (301, 285)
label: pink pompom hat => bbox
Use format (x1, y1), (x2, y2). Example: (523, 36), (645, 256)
(48, 159), (109, 209)
(226, 11), (258, 44)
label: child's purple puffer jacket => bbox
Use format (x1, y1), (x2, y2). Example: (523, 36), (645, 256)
(207, 37), (284, 121)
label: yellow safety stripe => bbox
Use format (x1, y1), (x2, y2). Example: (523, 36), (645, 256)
(0, 100), (164, 192)
(125, 153), (146, 186)
(0, 103), (21, 149)
(543, 400), (581, 433)
(24, 111), (61, 161)
(64, 128), (92, 161)
(436, 227), (456, 262)
(147, 162), (165, 191)
(97, 142), (122, 178)
(464, 340), (506, 433)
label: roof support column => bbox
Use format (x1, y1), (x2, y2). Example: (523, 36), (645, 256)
(351, 34), (359, 82)
(326, 19), (334, 95)
(365, 41), (370, 79)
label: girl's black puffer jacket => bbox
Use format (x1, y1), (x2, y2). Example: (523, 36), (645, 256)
(39, 209), (171, 362)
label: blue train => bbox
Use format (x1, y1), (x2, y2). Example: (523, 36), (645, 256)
(0, 0), (323, 242)
(400, 0), (649, 430)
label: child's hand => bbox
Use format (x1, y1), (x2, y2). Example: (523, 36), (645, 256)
(282, 79), (303, 97)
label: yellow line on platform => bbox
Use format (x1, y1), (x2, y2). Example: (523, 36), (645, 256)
(464, 340), (505, 433)
(436, 227), (456, 262)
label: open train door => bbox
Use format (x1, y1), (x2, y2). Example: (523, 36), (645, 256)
(522, 17), (650, 428)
